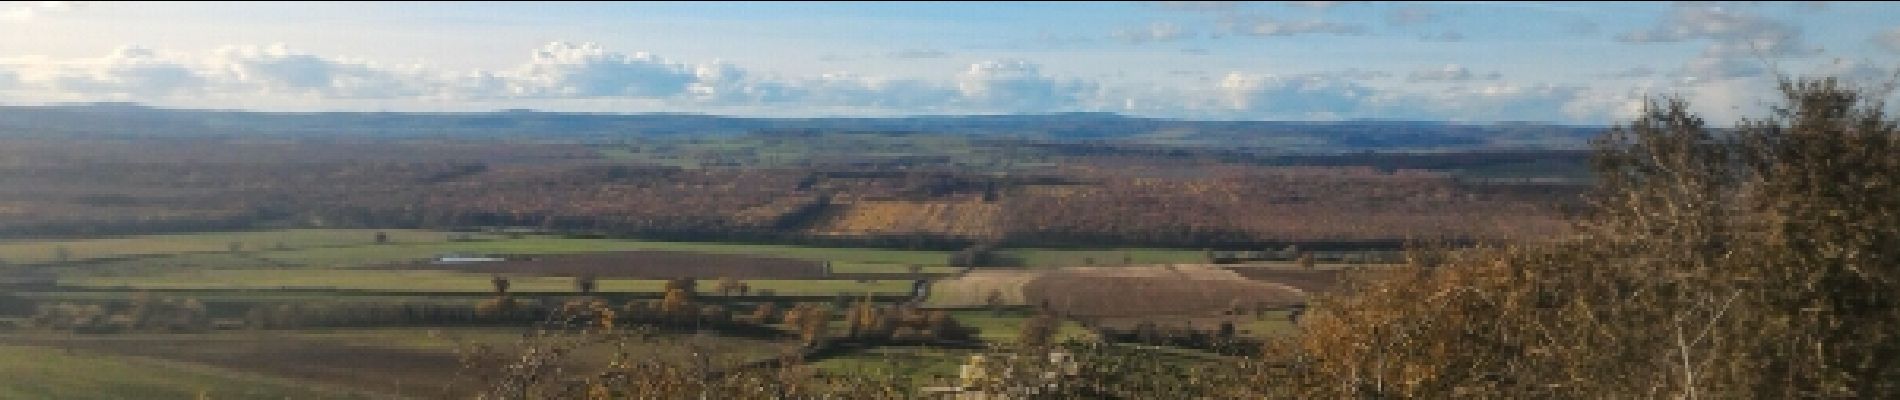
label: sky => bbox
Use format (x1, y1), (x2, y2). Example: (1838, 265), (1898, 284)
(2, 1), (1898, 124)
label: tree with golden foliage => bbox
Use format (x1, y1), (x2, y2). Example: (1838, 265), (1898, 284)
(659, 288), (693, 325)
(714, 276), (743, 297)
(1017, 312), (1058, 348)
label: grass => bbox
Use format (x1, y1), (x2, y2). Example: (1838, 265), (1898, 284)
(60, 234), (952, 270)
(20, 230), (1232, 280)
(826, 261), (962, 274)
(64, 269), (917, 295)
(948, 310), (1095, 344)
(9, 230), (951, 269)
(0, 344), (368, 399)
(0, 229), (461, 265)
(0, 327), (791, 399)
(1002, 248), (1209, 268)
(812, 346), (974, 387)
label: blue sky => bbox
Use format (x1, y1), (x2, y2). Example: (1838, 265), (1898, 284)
(2, 1), (1897, 124)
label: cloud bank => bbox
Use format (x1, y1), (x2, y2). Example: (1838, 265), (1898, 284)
(0, 40), (1812, 124)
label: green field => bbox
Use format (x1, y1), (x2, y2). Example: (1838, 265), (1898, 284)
(1002, 248), (1209, 268)
(0, 327), (789, 399)
(66, 269), (916, 295)
(0, 229), (460, 265)
(0, 344), (368, 399)
(948, 310), (1095, 344)
(45, 232), (956, 274)
(0, 229), (1296, 398)
(811, 346), (973, 387)
(18, 230), (1235, 281)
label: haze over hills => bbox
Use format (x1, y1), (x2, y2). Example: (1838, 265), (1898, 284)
(0, 103), (1605, 153)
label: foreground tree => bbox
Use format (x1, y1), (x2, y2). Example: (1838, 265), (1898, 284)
(1265, 76), (1900, 398)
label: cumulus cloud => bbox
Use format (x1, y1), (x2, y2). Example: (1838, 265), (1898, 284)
(1217, 73), (1375, 119)
(1877, 27), (1900, 53)
(1420, 31), (1466, 42)
(1407, 64), (1500, 82)
(208, 44), (437, 98)
(30, 46), (205, 98)
(1, 1), (83, 21)
(684, 61), (789, 103)
(5, 42), (1110, 114)
(1113, 22), (1193, 44)
(956, 60), (1094, 111)
(1386, 6), (1438, 26)
(0, 41), (1708, 124)
(506, 42), (697, 98)
(1219, 14), (1365, 36)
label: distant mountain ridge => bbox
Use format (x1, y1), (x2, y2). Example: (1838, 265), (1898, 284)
(0, 103), (1606, 152)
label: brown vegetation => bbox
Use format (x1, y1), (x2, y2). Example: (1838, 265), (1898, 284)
(0, 137), (1572, 248)
(1020, 265), (1306, 318)
(1253, 77), (1900, 398)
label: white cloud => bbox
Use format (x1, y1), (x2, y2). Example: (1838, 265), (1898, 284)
(1408, 64), (1500, 82)
(505, 42), (697, 98)
(208, 44), (438, 99)
(956, 60), (1093, 111)
(684, 61), (781, 103)
(0, 40), (1782, 125)
(1877, 27), (1900, 53)
(24, 46), (205, 98)
(1217, 72), (1374, 118)
(1, 1), (83, 21)
(1113, 22), (1192, 44)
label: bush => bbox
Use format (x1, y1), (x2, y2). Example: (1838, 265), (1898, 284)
(1256, 77), (1900, 398)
